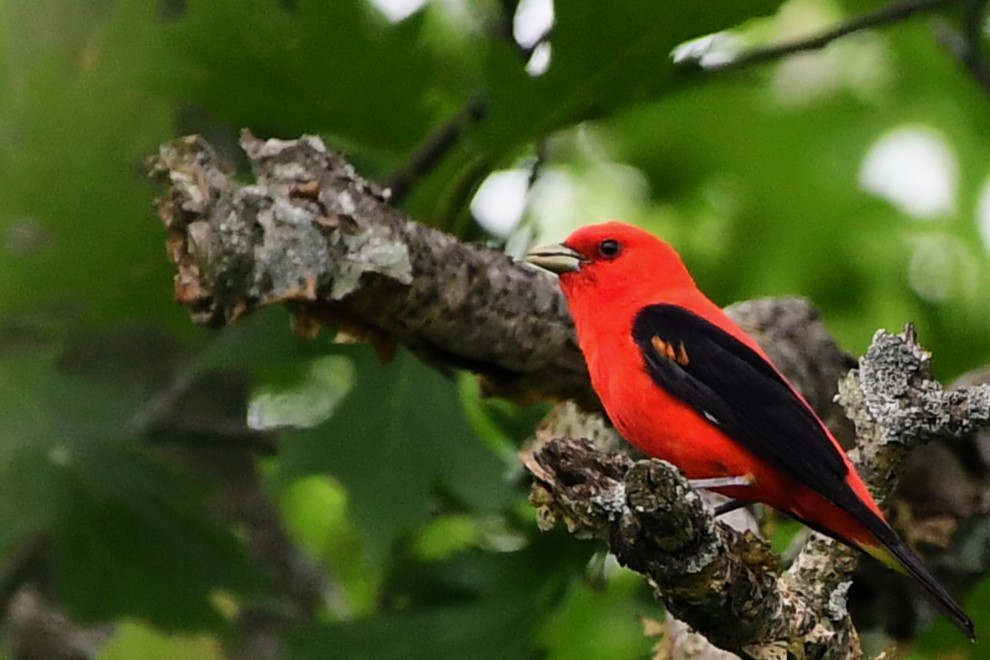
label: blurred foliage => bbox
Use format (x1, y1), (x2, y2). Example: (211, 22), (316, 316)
(1, 0), (990, 657)
(276, 346), (519, 568)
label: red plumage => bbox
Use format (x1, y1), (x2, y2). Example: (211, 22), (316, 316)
(526, 220), (972, 638)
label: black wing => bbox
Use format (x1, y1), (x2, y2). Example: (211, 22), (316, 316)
(631, 303), (855, 510)
(632, 304), (977, 638)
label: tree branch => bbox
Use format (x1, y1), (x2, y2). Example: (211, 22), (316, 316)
(383, 93), (488, 205)
(147, 133), (990, 654)
(147, 131), (594, 408)
(145, 134), (858, 415)
(527, 438), (831, 657)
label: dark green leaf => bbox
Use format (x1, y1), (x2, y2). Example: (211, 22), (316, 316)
(0, 348), (264, 629)
(290, 531), (589, 660)
(482, 1), (785, 149)
(291, 598), (536, 660)
(170, 0), (469, 162)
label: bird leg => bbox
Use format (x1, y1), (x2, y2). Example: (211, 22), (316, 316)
(685, 475), (754, 518)
(687, 475), (753, 490)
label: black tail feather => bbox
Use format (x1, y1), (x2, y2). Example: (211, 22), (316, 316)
(860, 508), (974, 640)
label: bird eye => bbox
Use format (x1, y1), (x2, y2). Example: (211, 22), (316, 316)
(598, 239), (621, 259)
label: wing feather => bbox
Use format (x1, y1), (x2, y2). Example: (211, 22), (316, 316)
(632, 304), (851, 506)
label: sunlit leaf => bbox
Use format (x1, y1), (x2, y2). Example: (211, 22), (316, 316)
(98, 620), (222, 660)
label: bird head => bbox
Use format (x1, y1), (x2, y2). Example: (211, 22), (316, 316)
(525, 221), (695, 302)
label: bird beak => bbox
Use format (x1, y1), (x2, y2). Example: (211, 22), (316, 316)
(525, 243), (585, 274)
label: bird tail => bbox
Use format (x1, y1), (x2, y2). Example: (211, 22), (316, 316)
(856, 516), (974, 640)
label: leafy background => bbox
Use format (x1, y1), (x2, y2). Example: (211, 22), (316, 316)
(2, 0), (990, 657)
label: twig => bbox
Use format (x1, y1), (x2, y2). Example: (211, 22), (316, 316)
(527, 139), (548, 189)
(383, 93), (488, 205)
(384, 0), (559, 207)
(694, 0), (957, 73)
(933, 0), (990, 96)
(5, 586), (112, 659)
(383, 0), (560, 206)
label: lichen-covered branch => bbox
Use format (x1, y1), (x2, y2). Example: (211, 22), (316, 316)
(148, 132), (594, 407)
(526, 438), (855, 658)
(527, 438), (822, 657)
(840, 327), (990, 493)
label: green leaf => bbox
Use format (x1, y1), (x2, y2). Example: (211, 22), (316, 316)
(482, 0), (785, 150)
(0, 348), (264, 629)
(277, 346), (517, 566)
(170, 0), (463, 161)
(98, 620), (222, 660)
(0, 1), (177, 324)
(539, 569), (659, 660)
(275, 475), (380, 618)
(603, 16), (990, 373)
(291, 598), (536, 660)
(290, 532), (589, 660)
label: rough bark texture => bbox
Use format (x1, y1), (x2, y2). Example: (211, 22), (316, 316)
(147, 132), (592, 408)
(146, 133), (990, 658)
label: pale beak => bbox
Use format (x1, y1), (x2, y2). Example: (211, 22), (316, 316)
(524, 244), (585, 274)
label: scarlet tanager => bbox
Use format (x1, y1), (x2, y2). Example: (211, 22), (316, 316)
(526, 220), (973, 638)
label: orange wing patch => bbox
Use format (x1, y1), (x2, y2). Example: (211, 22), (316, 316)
(651, 336), (690, 366)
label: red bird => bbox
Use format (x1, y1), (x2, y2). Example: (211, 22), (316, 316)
(526, 220), (973, 638)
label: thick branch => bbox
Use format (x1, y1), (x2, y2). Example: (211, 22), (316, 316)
(527, 438), (850, 658)
(147, 132), (593, 408)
